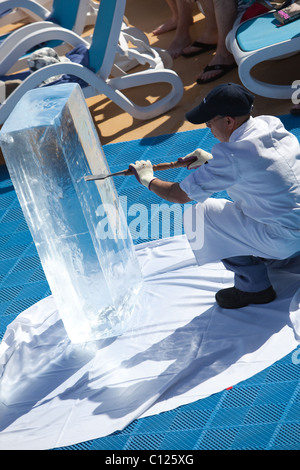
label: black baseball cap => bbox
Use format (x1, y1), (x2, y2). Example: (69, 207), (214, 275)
(186, 83), (254, 124)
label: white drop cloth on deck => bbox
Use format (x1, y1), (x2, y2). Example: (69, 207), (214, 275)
(0, 235), (299, 449)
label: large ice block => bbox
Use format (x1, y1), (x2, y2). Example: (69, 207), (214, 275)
(0, 83), (143, 343)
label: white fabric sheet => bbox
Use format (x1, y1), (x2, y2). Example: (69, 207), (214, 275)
(0, 235), (299, 450)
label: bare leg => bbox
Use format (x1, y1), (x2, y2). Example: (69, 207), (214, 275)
(167, 0), (194, 58)
(196, 0), (237, 82)
(182, 0), (218, 55)
(152, 0), (179, 35)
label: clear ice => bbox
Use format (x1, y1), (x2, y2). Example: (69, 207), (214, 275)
(0, 83), (143, 343)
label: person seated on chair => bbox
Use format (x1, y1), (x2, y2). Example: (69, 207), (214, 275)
(152, 0), (255, 82)
(152, 0), (194, 58)
(129, 83), (300, 309)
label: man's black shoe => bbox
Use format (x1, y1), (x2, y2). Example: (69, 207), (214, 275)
(215, 286), (276, 309)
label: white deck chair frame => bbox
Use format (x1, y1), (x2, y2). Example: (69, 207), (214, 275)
(0, 0), (94, 74)
(0, 0), (51, 26)
(0, 0), (171, 77)
(0, 0), (183, 123)
(226, 11), (300, 99)
(0, 0), (98, 27)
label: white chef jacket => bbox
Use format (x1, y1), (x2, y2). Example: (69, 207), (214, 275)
(179, 116), (300, 265)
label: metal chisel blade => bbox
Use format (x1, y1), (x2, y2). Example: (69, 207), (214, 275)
(84, 169), (130, 181)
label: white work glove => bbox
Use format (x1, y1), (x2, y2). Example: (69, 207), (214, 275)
(129, 160), (156, 188)
(178, 148), (213, 169)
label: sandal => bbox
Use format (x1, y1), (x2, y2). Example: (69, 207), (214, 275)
(196, 63), (237, 84)
(181, 41), (217, 58)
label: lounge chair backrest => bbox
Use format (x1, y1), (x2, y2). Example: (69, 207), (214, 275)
(48, 0), (90, 34)
(88, 0), (126, 78)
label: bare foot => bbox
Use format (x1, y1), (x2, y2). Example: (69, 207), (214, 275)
(168, 35), (191, 59)
(152, 16), (193, 36)
(152, 17), (178, 35)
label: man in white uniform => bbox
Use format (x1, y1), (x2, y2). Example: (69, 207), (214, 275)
(130, 83), (300, 309)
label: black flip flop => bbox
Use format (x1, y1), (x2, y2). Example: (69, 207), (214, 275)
(196, 63), (237, 84)
(181, 41), (217, 58)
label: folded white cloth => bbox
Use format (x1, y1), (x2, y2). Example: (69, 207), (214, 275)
(0, 235), (299, 449)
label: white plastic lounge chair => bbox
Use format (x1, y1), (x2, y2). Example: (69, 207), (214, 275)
(0, 0), (90, 34)
(0, 0), (169, 75)
(0, 0), (183, 123)
(0, 0), (169, 77)
(0, 0), (98, 28)
(0, 0), (52, 27)
(114, 24), (173, 76)
(226, 11), (300, 99)
(0, 0), (94, 74)
(84, 0), (98, 27)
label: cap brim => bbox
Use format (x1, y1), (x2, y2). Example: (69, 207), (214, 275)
(185, 102), (215, 124)
(186, 82), (255, 124)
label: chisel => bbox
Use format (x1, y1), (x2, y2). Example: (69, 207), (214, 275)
(84, 157), (200, 182)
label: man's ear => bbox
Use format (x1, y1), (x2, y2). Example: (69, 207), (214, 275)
(226, 116), (235, 127)
(226, 116), (239, 132)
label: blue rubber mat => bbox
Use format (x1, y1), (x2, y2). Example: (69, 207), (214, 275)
(1, 116), (300, 450)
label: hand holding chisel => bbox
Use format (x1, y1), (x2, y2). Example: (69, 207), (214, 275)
(84, 148), (212, 182)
